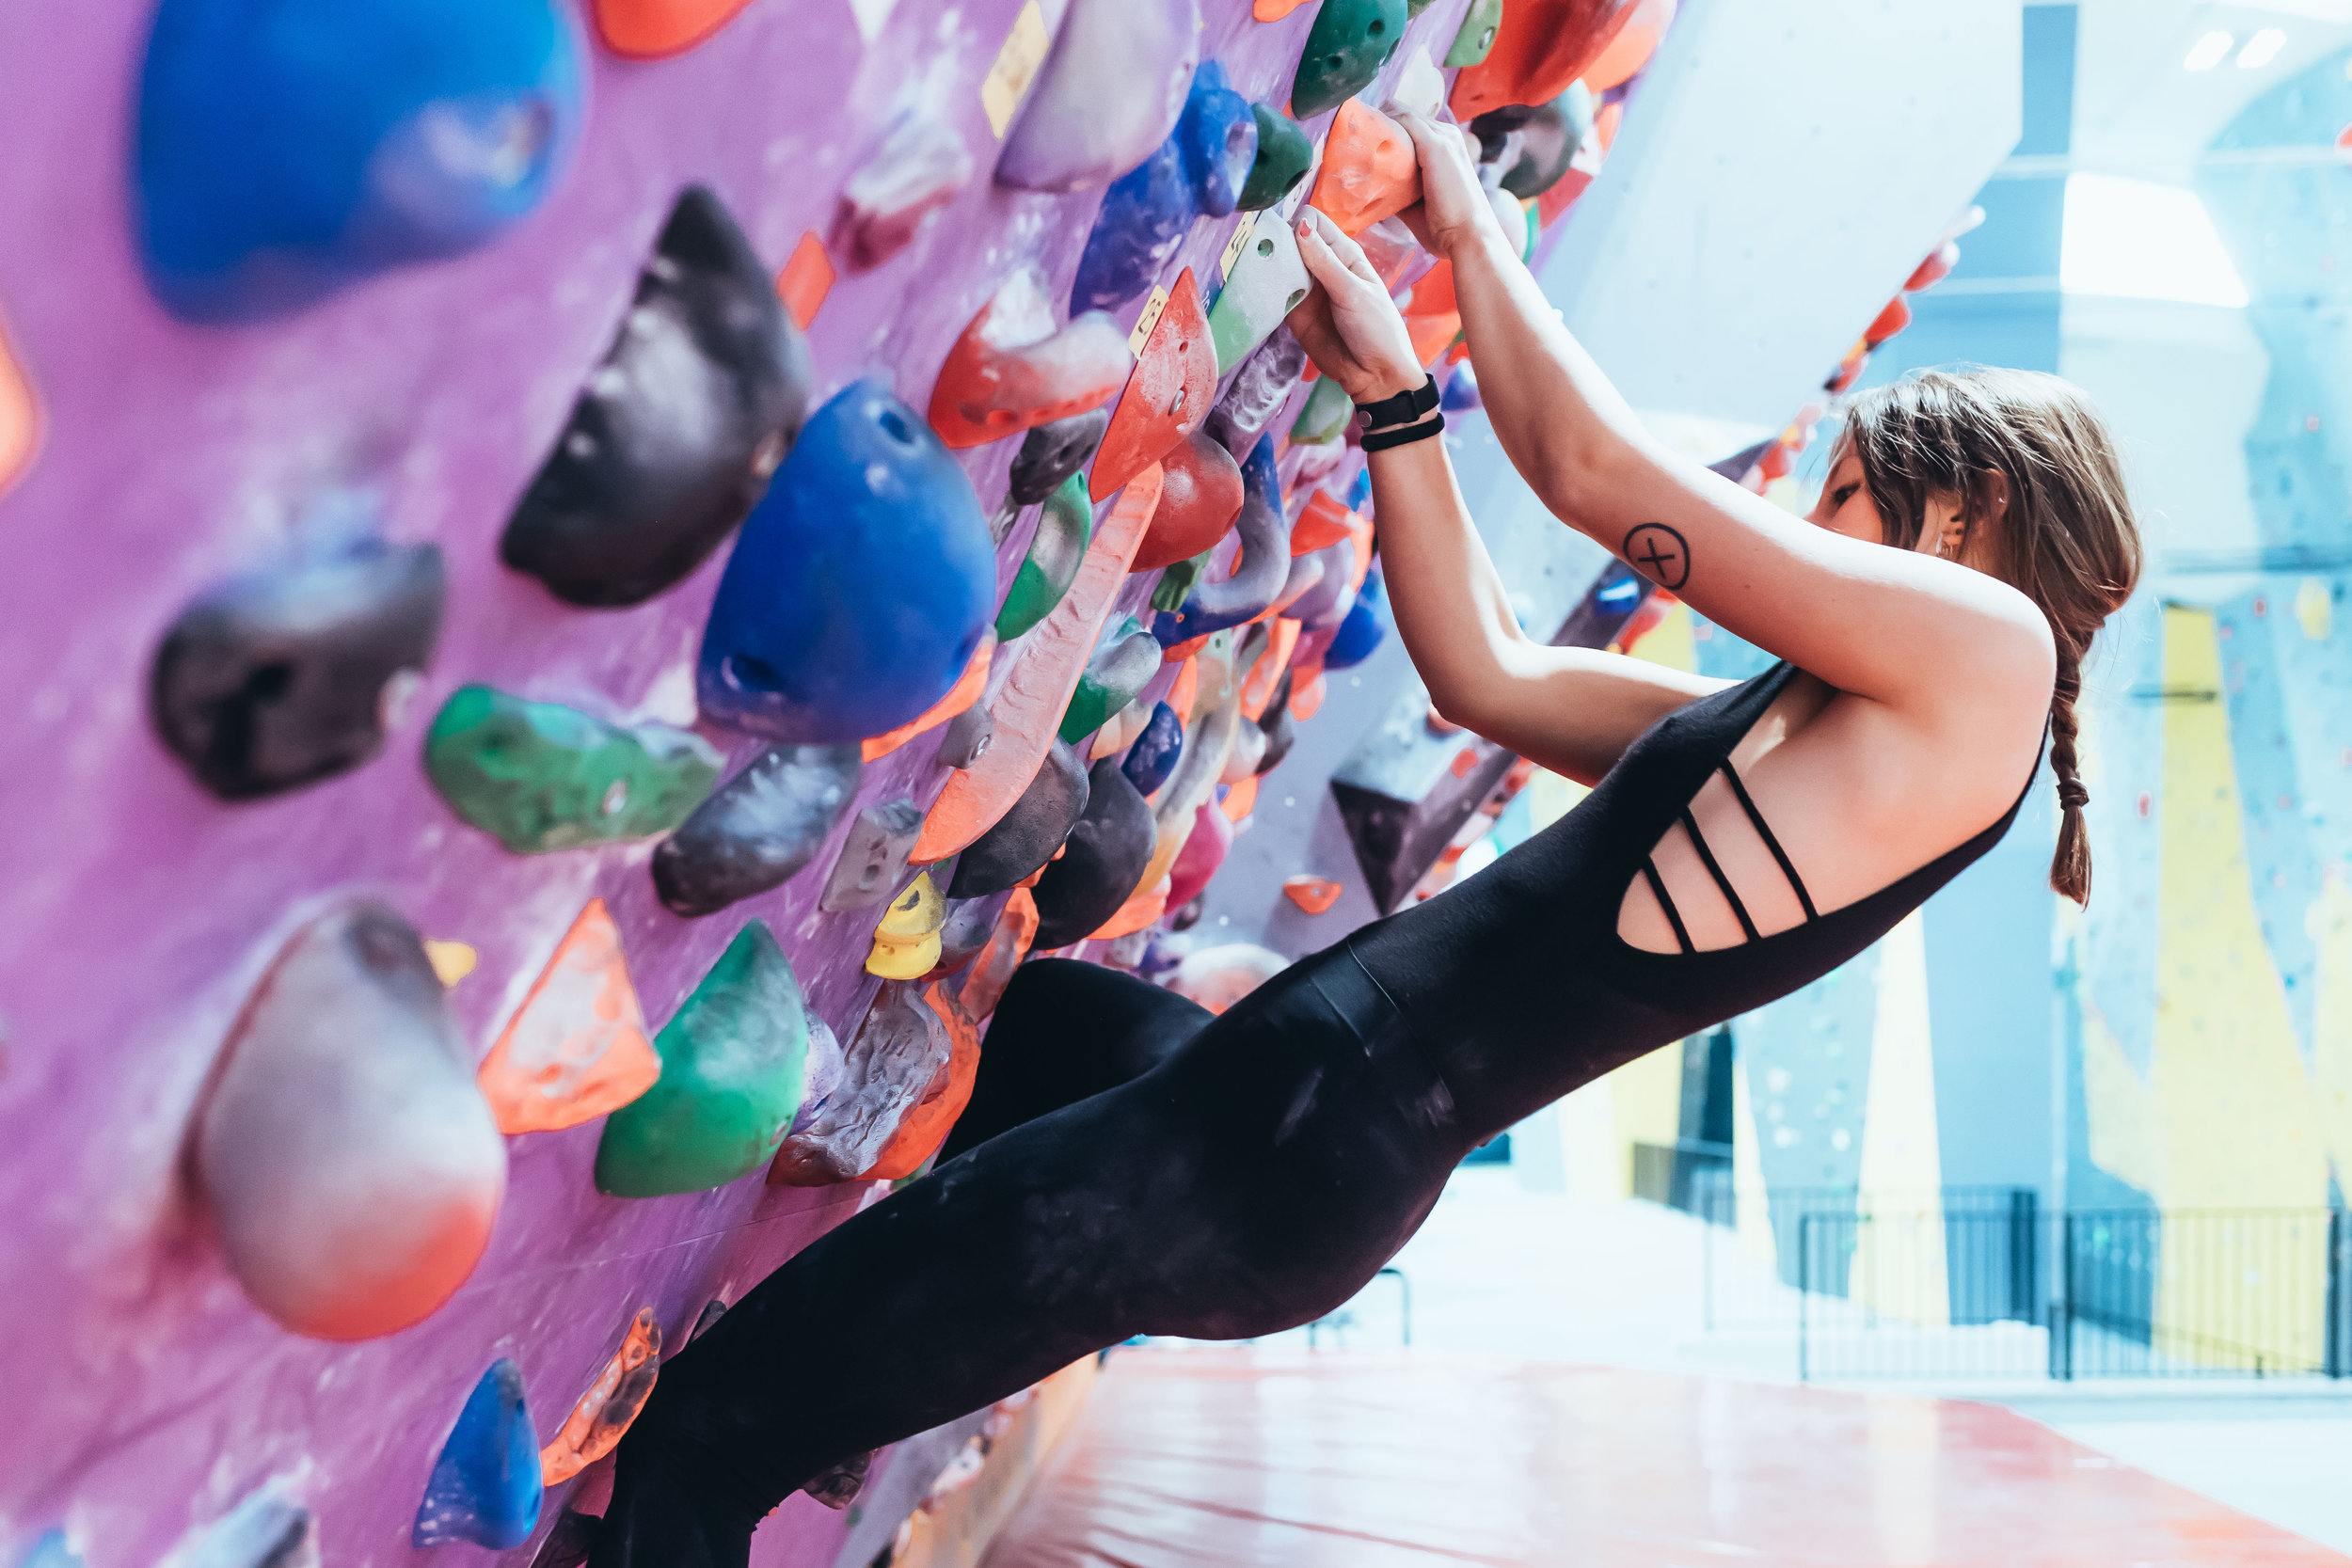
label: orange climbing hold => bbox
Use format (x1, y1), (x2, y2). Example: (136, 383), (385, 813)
(1221, 775), (1260, 822)
(1091, 269), (1216, 501)
(1282, 875), (1343, 914)
(476, 899), (661, 1135)
(959, 888), (1039, 1020)
(1241, 619), (1300, 719)
(863, 632), (996, 761)
(1306, 102), (1420, 238)
(1253, 0), (1311, 17)
(776, 231), (834, 329)
(1290, 664), (1327, 721)
(914, 467), (1166, 862)
(1581, 0), (1677, 91)
(859, 986), (981, 1180)
(0, 308), (37, 501)
(1167, 657), (1201, 723)
(592, 0), (756, 59)
(929, 268), (1133, 450)
(542, 1308), (661, 1484)
(1291, 489), (1359, 554)
(1132, 429), (1243, 572)
(1450, 0), (1645, 122)
(1089, 875), (1169, 942)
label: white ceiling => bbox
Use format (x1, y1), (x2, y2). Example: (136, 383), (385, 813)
(2073, 0), (2352, 182)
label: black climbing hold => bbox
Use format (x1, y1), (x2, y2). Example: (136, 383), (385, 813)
(151, 536), (444, 800)
(1006, 409), (1110, 509)
(501, 186), (814, 608)
(924, 901), (995, 978)
(652, 743), (864, 917)
(1031, 759), (1154, 950)
(946, 739), (1089, 898)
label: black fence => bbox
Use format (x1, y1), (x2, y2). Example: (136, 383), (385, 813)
(1795, 1207), (2352, 1382)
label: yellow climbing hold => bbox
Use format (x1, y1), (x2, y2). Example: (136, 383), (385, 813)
(866, 872), (947, 978)
(423, 941), (479, 986)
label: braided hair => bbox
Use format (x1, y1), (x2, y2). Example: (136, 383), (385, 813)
(1842, 368), (2141, 905)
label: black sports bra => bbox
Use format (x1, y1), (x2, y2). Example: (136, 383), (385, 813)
(1348, 660), (2042, 1133)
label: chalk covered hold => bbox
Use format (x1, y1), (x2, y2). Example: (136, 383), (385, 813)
(196, 904), (505, 1340)
(424, 687), (722, 854)
(996, 0), (1200, 194)
(930, 268), (1131, 449)
(412, 1359), (541, 1548)
(653, 743), (865, 918)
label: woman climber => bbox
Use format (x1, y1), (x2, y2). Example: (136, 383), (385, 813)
(592, 112), (2141, 1568)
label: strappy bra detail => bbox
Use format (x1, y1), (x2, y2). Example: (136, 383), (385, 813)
(1641, 759), (1818, 958)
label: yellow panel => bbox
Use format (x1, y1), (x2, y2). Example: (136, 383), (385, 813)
(2080, 1001), (2162, 1196)
(1625, 599), (1696, 673)
(979, 0), (1052, 138)
(1851, 912), (1947, 1326)
(2148, 605), (2330, 1368)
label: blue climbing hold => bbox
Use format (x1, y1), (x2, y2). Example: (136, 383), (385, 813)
(1441, 361), (1483, 413)
(1071, 61), (1257, 314)
(700, 379), (994, 744)
(19, 1532), (82, 1568)
(135, 0), (585, 323)
(1176, 62), (1257, 220)
(1345, 466), (1373, 512)
(412, 1358), (542, 1549)
(1324, 570), (1388, 670)
(1121, 702), (1184, 797)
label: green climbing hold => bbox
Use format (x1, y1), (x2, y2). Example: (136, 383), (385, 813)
(1059, 617), (1162, 744)
(1291, 374), (1355, 446)
(1445, 0), (1504, 68)
(424, 686), (722, 854)
(1291, 0), (1407, 119)
(1239, 105), (1313, 213)
(1152, 549), (1213, 612)
(995, 473), (1094, 641)
(594, 922), (809, 1197)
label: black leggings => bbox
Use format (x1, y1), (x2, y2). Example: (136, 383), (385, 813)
(597, 945), (1474, 1568)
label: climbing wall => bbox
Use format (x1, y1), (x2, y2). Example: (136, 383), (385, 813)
(0, 2), (1686, 1565)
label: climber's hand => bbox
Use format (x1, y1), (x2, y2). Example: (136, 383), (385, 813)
(1287, 206), (1423, 405)
(1392, 110), (1501, 258)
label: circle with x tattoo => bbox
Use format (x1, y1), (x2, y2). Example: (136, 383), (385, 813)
(1624, 524), (1690, 590)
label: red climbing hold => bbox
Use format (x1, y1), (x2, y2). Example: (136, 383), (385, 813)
(930, 268), (1133, 451)
(1864, 294), (1913, 349)
(1306, 101), (1420, 238)
(593, 0), (755, 59)
(1133, 428), (1244, 571)
(1091, 268), (1216, 502)
(1450, 0), (1645, 122)
(1906, 240), (1961, 293)
(1292, 489), (1359, 555)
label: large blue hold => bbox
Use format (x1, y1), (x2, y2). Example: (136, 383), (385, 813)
(1071, 62), (1258, 315)
(136, 0), (585, 323)
(1324, 570), (1388, 670)
(1121, 702), (1184, 797)
(412, 1358), (542, 1549)
(700, 380), (995, 744)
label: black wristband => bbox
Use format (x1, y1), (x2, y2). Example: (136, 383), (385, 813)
(1355, 374), (1439, 431)
(1360, 411), (1445, 451)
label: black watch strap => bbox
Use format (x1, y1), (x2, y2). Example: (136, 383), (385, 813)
(1355, 374), (1439, 430)
(1361, 411), (1445, 451)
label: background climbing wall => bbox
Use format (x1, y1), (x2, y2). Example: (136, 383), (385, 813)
(0, 0), (1738, 1564)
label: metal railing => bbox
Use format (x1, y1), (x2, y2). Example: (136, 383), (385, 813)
(1796, 1207), (2352, 1382)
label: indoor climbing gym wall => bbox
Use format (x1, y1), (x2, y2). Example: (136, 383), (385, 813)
(2048, 42), (2352, 1369)
(0, 0), (1720, 1564)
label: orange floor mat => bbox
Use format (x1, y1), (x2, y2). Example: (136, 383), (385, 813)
(980, 1350), (2347, 1567)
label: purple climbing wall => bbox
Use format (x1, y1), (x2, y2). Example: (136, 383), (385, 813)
(0, 0), (1661, 1563)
